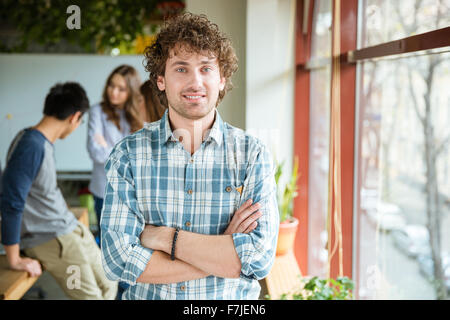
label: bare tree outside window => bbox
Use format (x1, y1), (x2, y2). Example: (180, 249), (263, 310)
(357, 0), (450, 300)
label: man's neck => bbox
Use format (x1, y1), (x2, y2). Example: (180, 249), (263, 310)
(167, 108), (216, 155)
(32, 116), (66, 143)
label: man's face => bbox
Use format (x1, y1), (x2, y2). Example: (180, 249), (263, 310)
(157, 46), (226, 121)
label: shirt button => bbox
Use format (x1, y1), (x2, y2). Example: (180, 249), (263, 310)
(189, 158), (194, 163)
(225, 186), (232, 192)
(185, 221), (191, 227)
(187, 189), (193, 195)
(180, 285), (186, 291)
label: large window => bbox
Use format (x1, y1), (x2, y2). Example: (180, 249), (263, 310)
(355, 0), (450, 299)
(295, 0), (449, 300)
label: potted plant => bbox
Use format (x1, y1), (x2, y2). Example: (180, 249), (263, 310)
(266, 276), (354, 300)
(275, 156), (300, 256)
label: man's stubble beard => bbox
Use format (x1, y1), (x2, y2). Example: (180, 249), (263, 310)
(169, 99), (216, 121)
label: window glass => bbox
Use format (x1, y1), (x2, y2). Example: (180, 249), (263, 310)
(360, 0), (450, 48)
(310, 0), (332, 60)
(355, 49), (450, 299)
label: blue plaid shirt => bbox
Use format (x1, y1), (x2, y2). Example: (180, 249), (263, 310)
(101, 109), (279, 300)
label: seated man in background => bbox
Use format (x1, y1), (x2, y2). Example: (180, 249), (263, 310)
(0, 82), (117, 300)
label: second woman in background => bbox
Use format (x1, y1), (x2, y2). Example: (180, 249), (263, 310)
(139, 79), (166, 123)
(87, 65), (143, 245)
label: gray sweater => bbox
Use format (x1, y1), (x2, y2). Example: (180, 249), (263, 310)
(0, 128), (78, 249)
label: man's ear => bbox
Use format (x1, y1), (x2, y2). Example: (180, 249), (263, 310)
(219, 76), (226, 92)
(157, 75), (166, 91)
(69, 111), (82, 124)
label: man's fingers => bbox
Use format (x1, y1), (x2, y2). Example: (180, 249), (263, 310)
(234, 199), (253, 216)
(226, 200), (255, 233)
(237, 202), (261, 222)
(243, 221), (258, 234)
(30, 261), (41, 277)
(224, 201), (262, 235)
(25, 260), (42, 277)
(237, 211), (262, 233)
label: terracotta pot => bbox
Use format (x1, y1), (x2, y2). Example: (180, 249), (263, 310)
(276, 217), (299, 256)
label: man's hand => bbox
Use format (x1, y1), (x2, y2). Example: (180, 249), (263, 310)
(140, 225), (173, 251)
(5, 244), (42, 277)
(224, 199), (262, 235)
(9, 257), (42, 277)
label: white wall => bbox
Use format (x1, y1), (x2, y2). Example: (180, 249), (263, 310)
(246, 0), (296, 175)
(0, 54), (148, 171)
(186, 0), (247, 129)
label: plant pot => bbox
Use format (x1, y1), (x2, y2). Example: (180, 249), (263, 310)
(276, 217), (299, 256)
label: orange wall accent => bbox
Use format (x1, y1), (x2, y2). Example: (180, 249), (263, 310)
(293, 0), (314, 275)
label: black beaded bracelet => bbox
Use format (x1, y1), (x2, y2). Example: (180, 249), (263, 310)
(170, 227), (180, 261)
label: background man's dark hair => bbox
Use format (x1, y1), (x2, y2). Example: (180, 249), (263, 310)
(43, 82), (90, 120)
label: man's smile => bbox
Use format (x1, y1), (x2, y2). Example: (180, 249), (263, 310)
(182, 93), (206, 102)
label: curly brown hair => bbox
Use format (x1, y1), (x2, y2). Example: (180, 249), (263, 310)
(101, 65), (143, 133)
(143, 12), (238, 108)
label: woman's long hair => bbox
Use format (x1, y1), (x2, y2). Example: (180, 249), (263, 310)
(140, 80), (167, 123)
(101, 65), (143, 133)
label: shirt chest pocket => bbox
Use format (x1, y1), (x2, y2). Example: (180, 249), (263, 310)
(206, 179), (244, 234)
(217, 182), (243, 212)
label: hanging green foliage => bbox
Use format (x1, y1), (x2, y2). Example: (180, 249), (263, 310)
(0, 0), (185, 53)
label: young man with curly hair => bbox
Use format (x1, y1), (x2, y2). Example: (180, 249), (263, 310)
(101, 13), (279, 300)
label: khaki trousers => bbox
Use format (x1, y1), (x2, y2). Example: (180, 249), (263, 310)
(24, 222), (117, 300)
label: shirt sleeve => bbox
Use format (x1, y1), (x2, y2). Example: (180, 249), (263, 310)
(87, 105), (113, 164)
(1, 136), (44, 245)
(231, 143), (280, 280)
(100, 141), (153, 285)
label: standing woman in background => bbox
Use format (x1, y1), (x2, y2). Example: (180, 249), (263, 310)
(87, 65), (143, 245)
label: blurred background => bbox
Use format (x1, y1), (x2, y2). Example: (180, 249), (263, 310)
(0, 0), (449, 300)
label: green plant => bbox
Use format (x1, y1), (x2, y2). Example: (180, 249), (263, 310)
(265, 276), (354, 300)
(294, 276), (354, 300)
(275, 156), (300, 223)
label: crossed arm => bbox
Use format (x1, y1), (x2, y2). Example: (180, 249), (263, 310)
(137, 200), (262, 283)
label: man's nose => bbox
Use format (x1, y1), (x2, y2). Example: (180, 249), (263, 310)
(188, 70), (203, 89)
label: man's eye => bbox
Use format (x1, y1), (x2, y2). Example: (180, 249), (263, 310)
(176, 68), (186, 72)
(202, 67), (212, 72)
